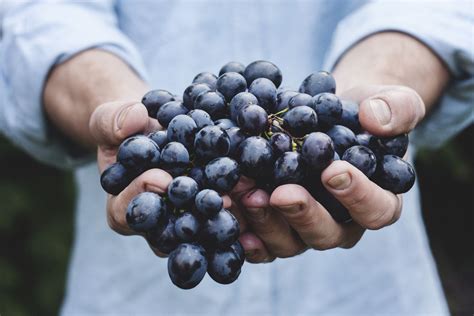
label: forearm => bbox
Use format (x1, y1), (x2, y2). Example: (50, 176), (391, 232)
(332, 32), (450, 111)
(43, 49), (149, 148)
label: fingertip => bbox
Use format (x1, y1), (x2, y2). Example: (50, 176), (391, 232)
(239, 232), (273, 263)
(222, 195), (232, 209)
(241, 189), (269, 209)
(115, 102), (149, 139)
(269, 184), (309, 211)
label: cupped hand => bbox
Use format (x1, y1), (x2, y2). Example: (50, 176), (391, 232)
(235, 85), (426, 263)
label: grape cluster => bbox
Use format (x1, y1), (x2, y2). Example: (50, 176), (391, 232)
(100, 60), (416, 289)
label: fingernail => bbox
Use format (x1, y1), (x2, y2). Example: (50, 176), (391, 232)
(116, 104), (137, 129)
(369, 99), (391, 126)
(327, 172), (351, 190)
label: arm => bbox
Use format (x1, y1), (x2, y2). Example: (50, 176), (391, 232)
(235, 32), (450, 262)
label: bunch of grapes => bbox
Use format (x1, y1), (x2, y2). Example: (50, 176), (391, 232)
(100, 60), (416, 289)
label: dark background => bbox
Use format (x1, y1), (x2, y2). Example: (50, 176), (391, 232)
(0, 125), (472, 315)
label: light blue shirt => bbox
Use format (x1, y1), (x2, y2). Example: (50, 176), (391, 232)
(1, 1), (473, 315)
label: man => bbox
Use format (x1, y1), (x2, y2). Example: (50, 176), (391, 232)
(1, 1), (472, 315)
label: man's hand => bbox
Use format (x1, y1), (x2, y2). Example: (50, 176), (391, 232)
(233, 32), (450, 263)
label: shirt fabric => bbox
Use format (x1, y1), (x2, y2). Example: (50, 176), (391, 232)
(1, 0), (473, 315)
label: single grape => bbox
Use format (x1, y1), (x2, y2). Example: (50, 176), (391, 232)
(187, 109), (214, 130)
(168, 243), (207, 289)
(301, 132), (334, 171)
(356, 132), (375, 148)
(204, 157), (241, 193)
(182, 83), (212, 109)
(117, 135), (160, 173)
(273, 90), (299, 113)
(311, 93), (342, 130)
(167, 114), (198, 150)
(299, 71), (336, 96)
(282, 106), (318, 137)
(215, 118), (236, 130)
(244, 60), (282, 88)
(194, 91), (227, 120)
(216, 72), (247, 102)
(226, 127), (246, 157)
(236, 136), (274, 179)
(248, 78), (277, 112)
(342, 145), (377, 178)
(195, 189), (223, 218)
(374, 155), (416, 194)
(326, 125), (358, 156)
(219, 61), (246, 76)
(192, 72), (218, 90)
(126, 192), (167, 233)
(269, 132), (292, 157)
(100, 162), (133, 195)
(148, 130), (168, 149)
(274, 151), (305, 185)
(378, 134), (409, 157)
(207, 247), (243, 284)
(156, 101), (188, 127)
(288, 93), (313, 109)
(230, 240), (245, 264)
(194, 125), (230, 163)
(142, 89), (175, 118)
(340, 99), (361, 133)
(188, 166), (207, 189)
(168, 176), (199, 209)
(200, 209), (240, 250)
(174, 212), (201, 242)
(160, 142), (190, 177)
(237, 104), (269, 136)
(147, 216), (180, 255)
(229, 92), (258, 121)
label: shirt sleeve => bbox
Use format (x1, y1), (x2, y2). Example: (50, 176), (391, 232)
(324, 0), (474, 149)
(0, 1), (149, 169)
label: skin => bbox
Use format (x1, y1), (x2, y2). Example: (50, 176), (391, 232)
(44, 32), (449, 261)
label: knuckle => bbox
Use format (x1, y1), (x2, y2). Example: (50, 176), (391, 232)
(363, 209), (394, 230)
(309, 236), (340, 251)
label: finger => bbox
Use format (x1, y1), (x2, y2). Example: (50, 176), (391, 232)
(106, 168), (173, 235)
(240, 189), (306, 257)
(229, 176), (256, 201)
(239, 232), (275, 263)
(340, 85), (425, 136)
(270, 184), (364, 250)
(322, 160), (402, 230)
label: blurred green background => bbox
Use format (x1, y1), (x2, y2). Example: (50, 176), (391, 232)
(0, 126), (472, 315)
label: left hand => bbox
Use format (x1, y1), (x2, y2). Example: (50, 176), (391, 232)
(233, 84), (426, 263)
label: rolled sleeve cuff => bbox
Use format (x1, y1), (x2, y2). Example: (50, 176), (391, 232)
(324, 1), (474, 148)
(0, 3), (148, 169)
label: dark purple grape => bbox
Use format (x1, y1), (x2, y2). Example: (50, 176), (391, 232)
(229, 92), (258, 121)
(342, 145), (377, 178)
(216, 72), (247, 102)
(204, 157), (241, 193)
(148, 130), (168, 148)
(326, 125), (358, 156)
(282, 106), (318, 137)
(219, 61), (246, 76)
(311, 93), (342, 130)
(200, 209), (240, 250)
(274, 151), (305, 185)
(194, 126), (230, 163)
(340, 99), (361, 133)
(117, 135), (160, 172)
(301, 132), (334, 171)
(374, 155), (416, 194)
(378, 134), (409, 157)
(188, 166), (207, 189)
(187, 109), (214, 129)
(274, 90), (299, 113)
(195, 189), (223, 218)
(167, 114), (198, 150)
(100, 162), (133, 195)
(237, 136), (274, 179)
(142, 89), (175, 118)
(244, 60), (282, 88)
(226, 127), (246, 157)
(126, 192), (167, 233)
(192, 72), (218, 90)
(248, 78), (277, 112)
(194, 91), (227, 120)
(299, 71), (336, 96)
(269, 132), (292, 157)
(237, 104), (269, 136)
(156, 101), (188, 127)
(183, 83), (212, 109)
(207, 247), (243, 284)
(215, 118), (236, 130)
(168, 243), (207, 289)
(174, 212), (201, 242)
(168, 176), (199, 209)
(230, 240), (245, 264)
(160, 142), (190, 177)
(356, 132), (375, 148)
(288, 93), (313, 109)
(147, 216), (180, 255)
